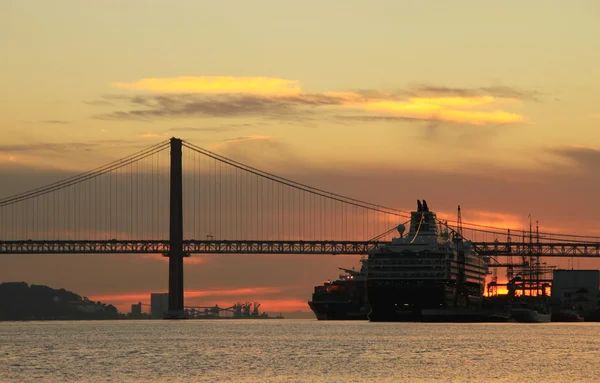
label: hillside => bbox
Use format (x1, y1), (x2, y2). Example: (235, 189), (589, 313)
(0, 282), (119, 321)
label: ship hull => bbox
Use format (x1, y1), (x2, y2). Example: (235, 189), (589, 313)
(511, 308), (551, 323)
(551, 311), (583, 322)
(308, 300), (368, 320)
(367, 280), (488, 322)
(308, 274), (368, 320)
(366, 282), (439, 322)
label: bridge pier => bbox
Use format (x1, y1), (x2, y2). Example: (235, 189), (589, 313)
(167, 137), (186, 319)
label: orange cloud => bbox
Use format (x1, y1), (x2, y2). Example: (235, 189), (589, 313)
(435, 209), (523, 230)
(461, 210), (524, 229)
(141, 132), (168, 138)
(362, 97), (524, 125)
(409, 96), (495, 107)
(0, 155), (34, 166)
(107, 76), (526, 126)
(207, 135), (274, 151)
(112, 76), (301, 96)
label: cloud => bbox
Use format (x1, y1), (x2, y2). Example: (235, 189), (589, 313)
(0, 140), (150, 173)
(362, 97), (523, 125)
(21, 120), (71, 125)
(140, 132), (168, 138)
(410, 84), (542, 101)
(84, 99), (115, 107)
(169, 125), (250, 133)
(1, 155), (18, 164)
(435, 209), (524, 231)
(97, 76), (528, 126)
(94, 94), (308, 121)
(208, 135), (289, 157)
(199, 135), (304, 173)
(547, 145), (600, 171)
(112, 76), (302, 96)
(0, 142), (98, 153)
(222, 135), (272, 143)
(0, 140), (144, 155)
(333, 115), (422, 123)
(40, 120), (70, 125)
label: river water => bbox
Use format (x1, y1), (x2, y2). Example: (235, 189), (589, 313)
(1, 320), (599, 382)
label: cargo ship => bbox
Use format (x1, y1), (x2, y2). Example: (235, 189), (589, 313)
(366, 200), (490, 322)
(308, 263), (369, 320)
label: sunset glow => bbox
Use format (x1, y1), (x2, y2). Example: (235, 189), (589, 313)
(88, 287), (307, 313)
(1, 1), (599, 318)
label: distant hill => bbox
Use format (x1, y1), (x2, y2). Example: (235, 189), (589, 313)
(0, 282), (119, 321)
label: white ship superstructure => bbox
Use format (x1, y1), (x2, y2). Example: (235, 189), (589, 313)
(366, 200), (489, 322)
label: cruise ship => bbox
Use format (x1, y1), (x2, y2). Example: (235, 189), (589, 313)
(366, 200), (490, 322)
(308, 264), (369, 320)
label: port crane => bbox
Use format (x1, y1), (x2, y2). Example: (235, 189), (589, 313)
(184, 302), (267, 319)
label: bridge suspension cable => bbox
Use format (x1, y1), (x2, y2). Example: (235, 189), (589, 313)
(0, 140), (170, 207)
(0, 140), (171, 242)
(185, 139), (598, 243)
(181, 140), (411, 218)
(179, 140), (406, 242)
(1, 136), (598, 246)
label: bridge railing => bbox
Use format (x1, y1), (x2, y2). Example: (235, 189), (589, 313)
(2, 239), (600, 257)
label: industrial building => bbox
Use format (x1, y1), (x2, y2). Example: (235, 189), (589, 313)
(151, 293), (169, 319)
(130, 302), (142, 318)
(551, 270), (600, 314)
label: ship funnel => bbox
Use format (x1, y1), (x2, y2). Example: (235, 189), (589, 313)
(397, 224), (406, 237)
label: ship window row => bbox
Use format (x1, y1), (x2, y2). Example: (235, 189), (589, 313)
(369, 259), (450, 266)
(447, 261), (487, 270)
(369, 263), (448, 268)
(448, 270), (487, 279)
(367, 262), (488, 273)
(374, 252), (450, 258)
(369, 267), (449, 272)
(370, 272), (447, 278)
(448, 265), (488, 274)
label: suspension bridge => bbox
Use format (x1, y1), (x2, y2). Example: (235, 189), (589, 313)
(1, 138), (599, 318)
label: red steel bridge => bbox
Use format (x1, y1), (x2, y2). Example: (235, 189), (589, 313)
(1, 138), (599, 317)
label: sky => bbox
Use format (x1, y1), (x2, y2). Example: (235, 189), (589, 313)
(1, 1), (600, 314)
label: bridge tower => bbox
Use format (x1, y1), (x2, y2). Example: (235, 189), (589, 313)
(167, 137), (187, 319)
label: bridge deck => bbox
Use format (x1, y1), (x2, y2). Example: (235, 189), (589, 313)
(1, 240), (599, 257)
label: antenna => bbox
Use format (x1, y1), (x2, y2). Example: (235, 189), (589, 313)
(528, 214), (533, 296)
(454, 205), (466, 308)
(457, 205), (463, 237)
(536, 220), (540, 296)
(507, 228), (513, 281)
(528, 214), (532, 244)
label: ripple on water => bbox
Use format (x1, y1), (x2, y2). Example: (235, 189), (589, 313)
(1, 321), (600, 382)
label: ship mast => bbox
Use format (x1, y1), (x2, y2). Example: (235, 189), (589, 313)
(454, 205), (467, 307)
(457, 205), (463, 237)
